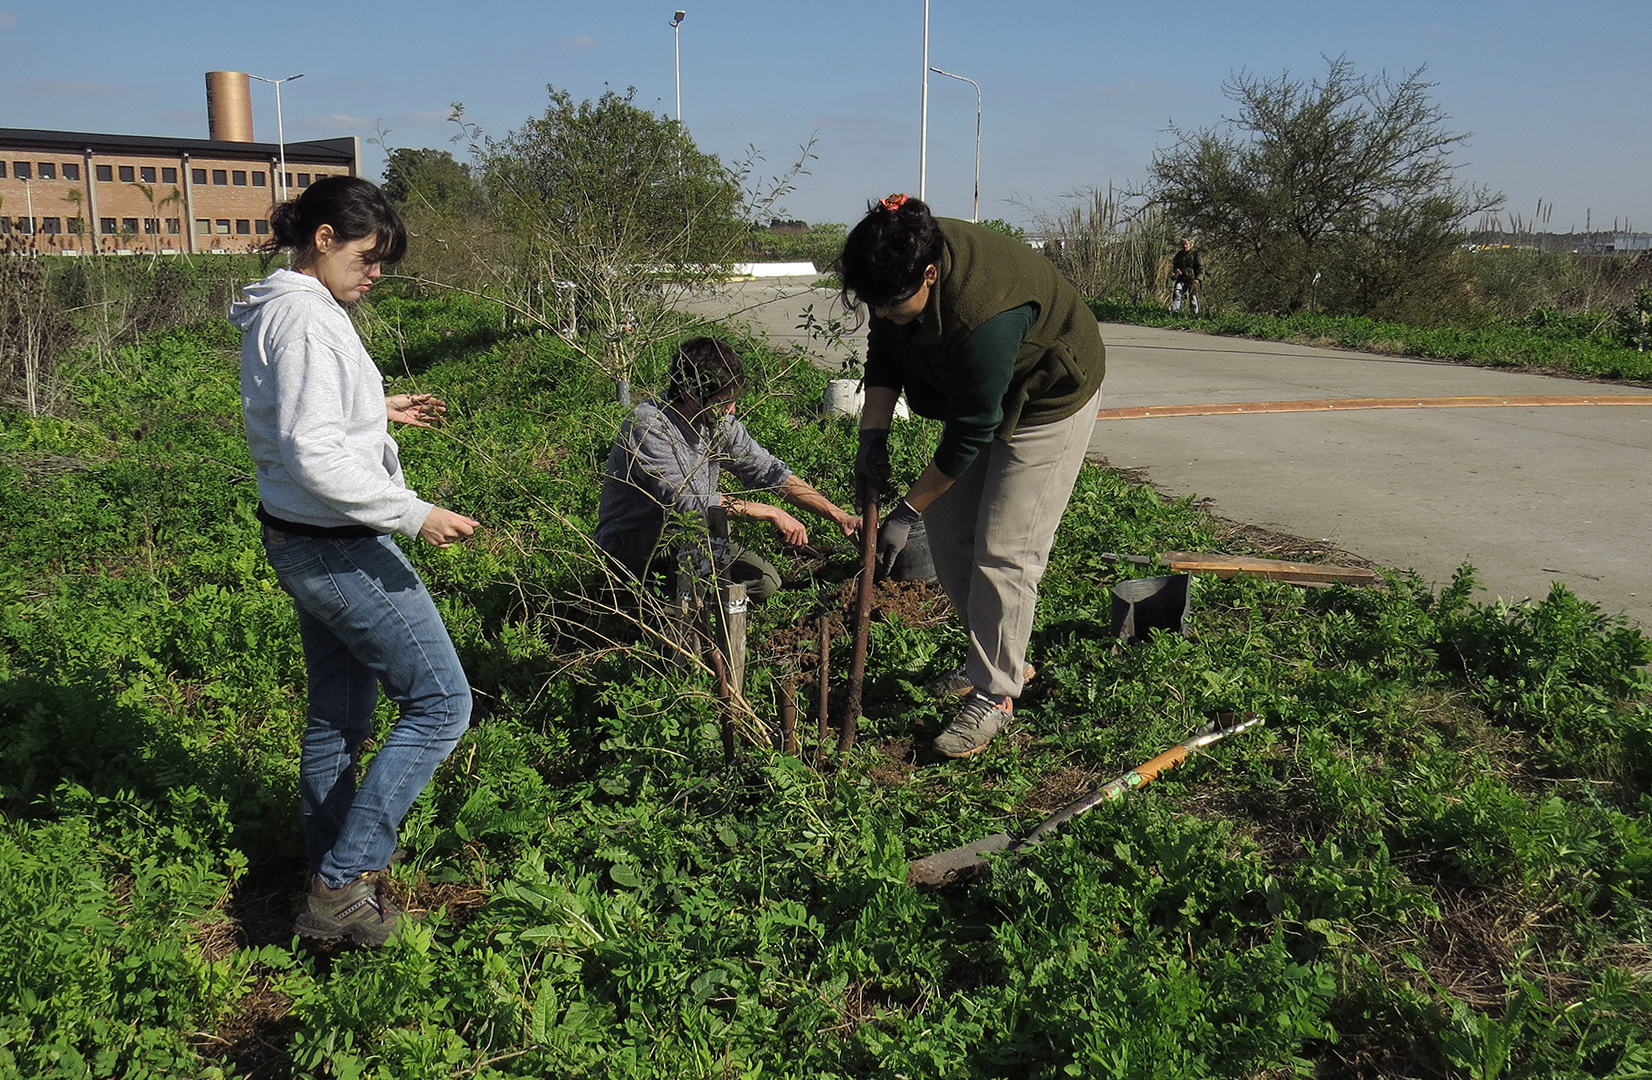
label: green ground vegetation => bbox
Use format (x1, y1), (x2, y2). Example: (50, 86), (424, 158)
(1, 288), (1651, 1078)
(1089, 288), (1652, 383)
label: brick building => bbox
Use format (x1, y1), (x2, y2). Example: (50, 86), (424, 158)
(0, 128), (357, 255)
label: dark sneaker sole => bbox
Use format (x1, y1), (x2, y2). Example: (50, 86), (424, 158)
(295, 912), (397, 946)
(933, 738), (995, 759)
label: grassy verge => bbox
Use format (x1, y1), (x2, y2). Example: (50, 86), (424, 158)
(1, 290), (1650, 1078)
(1089, 295), (1652, 383)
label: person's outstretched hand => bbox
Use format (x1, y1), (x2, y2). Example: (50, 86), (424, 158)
(875, 499), (921, 579)
(387, 393), (447, 427)
(420, 506), (479, 548)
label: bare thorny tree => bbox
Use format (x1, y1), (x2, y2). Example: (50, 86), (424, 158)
(1146, 56), (1502, 319)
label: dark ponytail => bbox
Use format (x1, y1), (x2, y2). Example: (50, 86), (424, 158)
(265, 176), (407, 269)
(838, 193), (944, 309)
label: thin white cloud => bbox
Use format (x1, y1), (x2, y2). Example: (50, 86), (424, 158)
(408, 110), (453, 123)
(301, 114), (371, 133)
(8, 78), (137, 97)
(0, 12), (17, 27)
(566, 34), (597, 48)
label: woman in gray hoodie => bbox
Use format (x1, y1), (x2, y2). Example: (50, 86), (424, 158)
(231, 176), (477, 945)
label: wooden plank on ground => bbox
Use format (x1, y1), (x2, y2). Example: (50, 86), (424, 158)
(1157, 552), (1381, 586)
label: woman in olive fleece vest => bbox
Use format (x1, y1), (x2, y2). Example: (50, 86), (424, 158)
(840, 194), (1106, 758)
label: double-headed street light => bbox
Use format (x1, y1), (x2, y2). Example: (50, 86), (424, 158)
(249, 72), (305, 201)
(669, 10), (686, 123)
(929, 66), (981, 222)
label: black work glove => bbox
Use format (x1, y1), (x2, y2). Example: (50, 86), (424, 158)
(875, 499), (922, 580)
(855, 427), (892, 512)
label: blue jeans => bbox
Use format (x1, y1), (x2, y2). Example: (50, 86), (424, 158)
(261, 527), (471, 888)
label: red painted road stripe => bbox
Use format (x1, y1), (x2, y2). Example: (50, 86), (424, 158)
(1096, 395), (1652, 421)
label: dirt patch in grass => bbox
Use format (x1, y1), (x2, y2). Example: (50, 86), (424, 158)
(869, 736), (918, 785)
(1020, 765), (1103, 814)
(765, 575), (951, 659)
(201, 979), (299, 1080)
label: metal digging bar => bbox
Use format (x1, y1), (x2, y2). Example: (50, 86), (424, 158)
(837, 492), (879, 754)
(906, 712), (1266, 888)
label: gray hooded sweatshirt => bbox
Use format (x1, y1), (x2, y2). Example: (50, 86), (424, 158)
(230, 269), (433, 538)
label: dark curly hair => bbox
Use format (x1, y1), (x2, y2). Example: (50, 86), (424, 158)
(265, 176), (407, 269)
(669, 337), (745, 405)
(837, 194), (944, 310)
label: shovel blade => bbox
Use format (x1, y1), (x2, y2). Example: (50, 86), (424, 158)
(906, 832), (1015, 888)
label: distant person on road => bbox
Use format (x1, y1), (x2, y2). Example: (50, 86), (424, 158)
(1171, 237), (1202, 314)
(838, 194), (1106, 758)
(232, 176), (477, 947)
(595, 337), (859, 601)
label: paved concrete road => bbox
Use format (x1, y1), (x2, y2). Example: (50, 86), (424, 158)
(675, 275), (860, 375)
(678, 278), (1652, 627)
(1093, 324), (1652, 627)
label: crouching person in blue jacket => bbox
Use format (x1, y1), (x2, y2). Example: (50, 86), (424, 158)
(595, 337), (858, 600)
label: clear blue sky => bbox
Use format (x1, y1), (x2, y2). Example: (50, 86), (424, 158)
(4, 1), (1648, 233)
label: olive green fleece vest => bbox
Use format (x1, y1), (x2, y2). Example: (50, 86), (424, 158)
(904, 218), (1107, 437)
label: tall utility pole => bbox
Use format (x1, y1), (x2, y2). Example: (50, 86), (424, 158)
(249, 72), (304, 202)
(929, 66), (981, 221)
(670, 10), (687, 123)
(918, 0), (930, 200)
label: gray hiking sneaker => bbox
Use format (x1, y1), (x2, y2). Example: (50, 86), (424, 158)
(932, 691), (1013, 758)
(295, 872), (406, 946)
(924, 663), (1037, 697)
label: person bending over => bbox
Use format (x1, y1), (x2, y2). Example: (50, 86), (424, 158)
(839, 194), (1106, 758)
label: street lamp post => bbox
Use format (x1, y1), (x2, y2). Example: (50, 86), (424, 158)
(249, 72), (305, 201)
(919, 0), (930, 199)
(669, 10), (686, 123)
(929, 66), (981, 222)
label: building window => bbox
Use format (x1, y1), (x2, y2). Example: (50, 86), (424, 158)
(255, 219), (270, 235)
(101, 218), (118, 235)
(142, 218), (159, 235)
(13, 162), (30, 180)
(212, 170), (227, 186)
(297, 173), (312, 188)
(252, 171), (266, 187)
(215, 219), (231, 235)
(0, 218), (11, 235)
(121, 217), (139, 234)
(68, 217), (84, 234)
(233, 219), (249, 235)
(161, 167), (177, 184)
(166, 218), (180, 235)
(41, 217), (60, 235)
(0, 162), (6, 178)
(96, 164), (113, 181)
(139, 166), (156, 183)
(63, 163), (80, 181)
(16, 217), (33, 235)
(38, 163), (56, 180)
(191, 168), (206, 185)
(118, 165), (134, 182)
(195, 218), (210, 235)
(284, 172), (293, 188)
(232, 170), (247, 186)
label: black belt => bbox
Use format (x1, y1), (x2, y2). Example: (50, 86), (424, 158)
(257, 503), (383, 539)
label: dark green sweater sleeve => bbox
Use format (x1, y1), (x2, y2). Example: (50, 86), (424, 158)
(934, 303), (1036, 479)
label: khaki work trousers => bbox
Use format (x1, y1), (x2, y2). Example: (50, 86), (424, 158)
(923, 385), (1102, 699)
